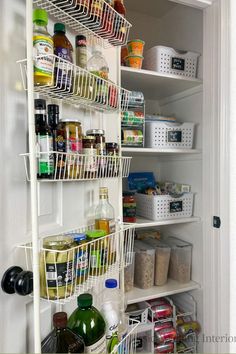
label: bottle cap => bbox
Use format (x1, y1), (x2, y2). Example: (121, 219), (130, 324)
(33, 9), (48, 25)
(73, 233), (87, 242)
(86, 230), (107, 239)
(54, 23), (66, 33)
(78, 293), (92, 308)
(86, 129), (105, 136)
(105, 279), (118, 288)
(48, 104), (59, 115)
(53, 312), (67, 328)
(35, 99), (46, 110)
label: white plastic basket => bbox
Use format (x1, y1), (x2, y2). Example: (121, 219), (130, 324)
(135, 193), (194, 221)
(145, 121), (195, 149)
(143, 46), (200, 78)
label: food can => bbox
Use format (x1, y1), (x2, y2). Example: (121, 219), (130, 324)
(73, 233), (89, 285)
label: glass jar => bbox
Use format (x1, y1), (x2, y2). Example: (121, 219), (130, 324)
(86, 230), (107, 276)
(40, 235), (75, 300)
(82, 136), (98, 178)
(123, 192), (137, 223)
(73, 233), (89, 285)
(86, 129), (106, 177)
(106, 142), (119, 177)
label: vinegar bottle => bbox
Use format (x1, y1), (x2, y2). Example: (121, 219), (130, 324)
(95, 187), (115, 234)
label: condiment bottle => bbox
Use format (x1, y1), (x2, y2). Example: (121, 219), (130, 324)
(86, 230), (107, 275)
(53, 23), (73, 91)
(47, 104), (59, 152)
(75, 35), (87, 69)
(33, 9), (54, 86)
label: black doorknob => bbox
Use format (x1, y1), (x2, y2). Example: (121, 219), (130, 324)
(1, 266), (33, 296)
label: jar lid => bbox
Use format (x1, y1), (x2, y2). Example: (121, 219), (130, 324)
(60, 118), (81, 124)
(86, 129), (105, 136)
(83, 136), (96, 140)
(86, 230), (107, 238)
(73, 233), (87, 242)
(43, 235), (73, 249)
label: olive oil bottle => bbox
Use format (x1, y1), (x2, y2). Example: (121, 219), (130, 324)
(95, 187), (115, 234)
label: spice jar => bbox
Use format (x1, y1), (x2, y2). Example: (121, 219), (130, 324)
(87, 129), (106, 177)
(73, 233), (89, 285)
(82, 136), (98, 178)
(123, 192), (137, 223)
(106, 142), (119, 177)
(40, 235), (75, 300)
(86, 230), (107, 276)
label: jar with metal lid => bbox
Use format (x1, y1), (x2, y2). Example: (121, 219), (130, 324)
(86, 129), (106, 177)
(82, 136), (98, 178)
(86, 230), (107, 276)
(73, 233), (89, 285)
(40, 235), (75, 300)
(106, 142), (120, 177)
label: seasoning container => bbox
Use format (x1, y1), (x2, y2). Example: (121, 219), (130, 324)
(87, 129), (106, 177)
(106, 142), (119, 177)
(86, 230), (107, 276)
(123, 192), (136, 223)
(40, 235), (75, 300)
(82, 136), (98, 178)
(134, 240), (155, 289)
(73, 233), (89, 285)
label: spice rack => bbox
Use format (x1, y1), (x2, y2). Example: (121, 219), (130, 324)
(33, 0), (132, 48)
(18, 54), (131, 112)
(21, 152), (132, 181)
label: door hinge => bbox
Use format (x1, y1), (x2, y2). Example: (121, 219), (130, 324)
(213, 216), (221, 229)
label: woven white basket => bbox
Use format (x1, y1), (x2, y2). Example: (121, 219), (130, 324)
(145, 121), (194, 149)
(143, 46), (200, 78)
(136, 193), (194, 221)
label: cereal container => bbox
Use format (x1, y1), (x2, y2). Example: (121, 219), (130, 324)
(166, 237), (192, 283)
(134, 240), (155, 289)
(124, 252), (135, 292)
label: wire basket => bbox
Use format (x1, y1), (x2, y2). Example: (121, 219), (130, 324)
(33, 0), (132, 48)
(113, 319), (140, 354)
(18, 223), (135, 304)
(18, 55), (131, 112)
(21, 152), (132, 182)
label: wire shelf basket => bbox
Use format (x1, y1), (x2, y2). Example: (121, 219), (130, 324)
(113, 319), (140, 354)
(33, 0), (132, 48)
(18, 55), (131, 112)
(18, 223), (135, 304)
(21, 152), (132, 181)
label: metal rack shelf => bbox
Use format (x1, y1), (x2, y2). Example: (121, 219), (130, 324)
(33, 0), (132, 48)
(18, 54), (131, 112)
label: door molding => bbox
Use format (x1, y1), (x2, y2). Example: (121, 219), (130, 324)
(169, 0), (214, 9)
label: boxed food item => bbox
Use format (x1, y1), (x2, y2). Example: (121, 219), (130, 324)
(126, 302), (149, 324)
(166, 237), (192, 283)
(134, 240), (155, 289)
(124, 252), (135, 292)
(144, 239), (171, 286)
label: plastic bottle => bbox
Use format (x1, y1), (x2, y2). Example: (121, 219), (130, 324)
(41, 312), (85, 353)
(101, 279), (121, 353)
(33, 9), (54, 86)
(68, 293), (106, 353)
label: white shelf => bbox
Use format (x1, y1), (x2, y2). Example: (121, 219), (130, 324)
(126, 280), (201, 305)
(121, 66), (202, 100)
(134, 216), (201, 229)
(121, 147), (201, 156)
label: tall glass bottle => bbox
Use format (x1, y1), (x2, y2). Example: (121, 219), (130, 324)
(41, 312), (85, 353)
(95, 187), (115, 234)
(33, 9), (54, 86)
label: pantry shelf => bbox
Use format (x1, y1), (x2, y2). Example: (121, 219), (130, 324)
(18, 55), (131, 113)
(121, 147), (202, 156)
(126, 280), (201, 305)
(33, 0), (132, 48)
(134, 216), (201, 229)
(121, 66), (202, 100)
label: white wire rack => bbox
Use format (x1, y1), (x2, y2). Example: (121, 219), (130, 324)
(18, 54), (131, 112)
(18, 223), (135, 304)
(21, 152), (132, 181)
(33, 0), (132, 48)
(114, 319), (140, 354)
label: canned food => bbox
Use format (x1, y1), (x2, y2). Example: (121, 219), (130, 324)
(73, 233), (89, 285)
(148, 299), (173, 320)
(155, 326), (177, 344)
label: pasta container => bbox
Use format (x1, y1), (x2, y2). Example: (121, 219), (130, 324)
(134, 240), (155, 289)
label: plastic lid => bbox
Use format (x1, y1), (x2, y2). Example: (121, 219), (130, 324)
(53, 312), (67, 328)
(33, 9), (48, 25)
(35, 99), (46, 110)
(48, 104), (59, 115)
(105, 279), (117, 288)
(83, 136), (96, 140)
(78, 293), (92, 308)
(54, 23), (66, 33)
(60, 118), (81, 124)
(86, 230), (107, 238)
(86, 129), (105, 136)
(73, 233), (87, 242)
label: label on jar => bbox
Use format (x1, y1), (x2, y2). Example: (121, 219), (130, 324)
(85, 335), (106, 353)
(54, 46), (73, 88)
(37, 135), (54, 174)
(33, 35), (54, 78)
(67, 137), (83, 153)
(90, 249), (108, 268)
(46, 260), (73, 288)
(76, 250), (88, 276)
(56, 134), (66, 152)
(83, 148), (97, 172)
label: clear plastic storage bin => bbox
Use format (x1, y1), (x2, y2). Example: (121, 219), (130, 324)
(134, 240), (155, 289)
(166, 237), (192, 283)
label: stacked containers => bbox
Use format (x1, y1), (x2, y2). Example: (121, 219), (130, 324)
(125, 39), (145, 69)
(134, 240), (155, 289)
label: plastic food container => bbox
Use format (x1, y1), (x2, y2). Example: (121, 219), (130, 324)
(166, 237), (192, 283)
(127, 39), (145, 56)
(125, 55), (144, 69)
(144, 239), (171, 286)
(124, 252), (135, 292)
(134, 240), (155, 289)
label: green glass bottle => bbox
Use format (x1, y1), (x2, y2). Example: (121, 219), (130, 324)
(68, 293), (106, 353)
